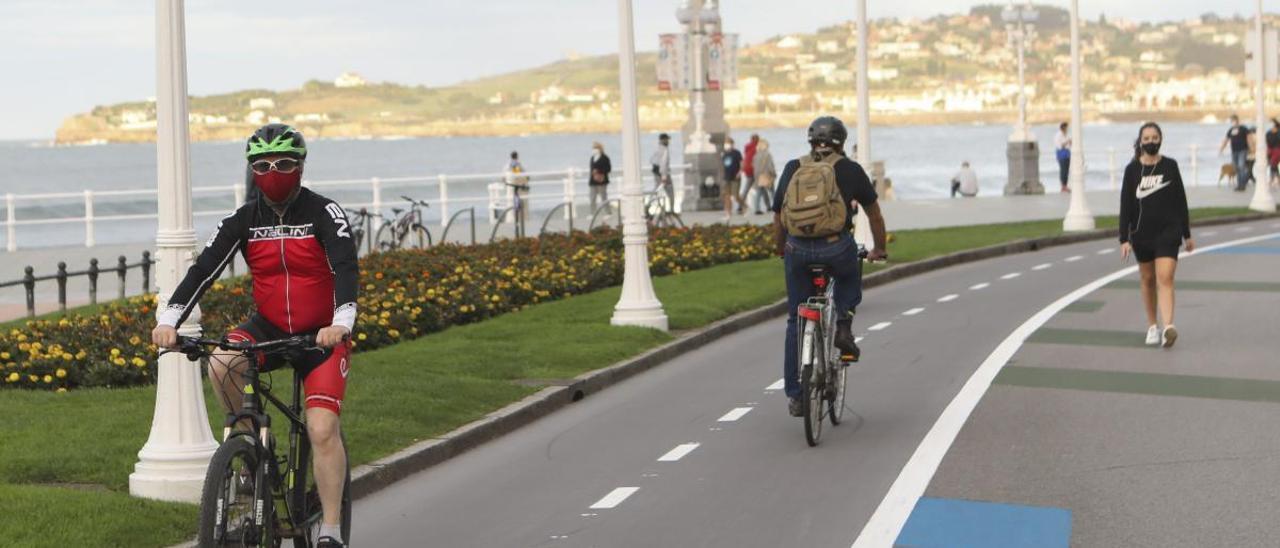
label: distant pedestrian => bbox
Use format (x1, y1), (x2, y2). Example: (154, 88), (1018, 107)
(650, 133), (673, 209)
(505, 151), (530, 233)
(751, 138), (777, 214)
(741, 133), (760, 207)
(1119, 122), (1194, 348)
(1270, 118), (1280, 188)
(950, 161), (978, 198)
(1219, 114), (1253, 192)
(1054, 122), (1071, 193)
(721, 136), (745, 220)
(588, 142), (612, 214)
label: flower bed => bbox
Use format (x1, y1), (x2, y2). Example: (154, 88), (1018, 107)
(1, 224), (774, 391)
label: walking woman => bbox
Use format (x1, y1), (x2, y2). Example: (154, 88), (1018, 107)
(1118, 122), (1195, 347)
(751, 138), (777, 214)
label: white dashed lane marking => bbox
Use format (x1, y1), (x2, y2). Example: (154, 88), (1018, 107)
(657, 443), (700, 462)
(718, 407), (753, 422)
(766, 379), (785, 391)
(903, 307), (925, 316)
(1203, 230), (1219, 236)
(868, 322), (892, 331)
(1236, 226), (1253, 233)
(937, 294), (959, 303)
(969, 282), (990, 290)
(856, 336), (865, 343)
(1097, 248), (1115, 255)
(1032, 263), (1052, 271)
(1000, 272), (1021, 280)
(590, 487), (639, 509)
(1064, 255), (1084, 262)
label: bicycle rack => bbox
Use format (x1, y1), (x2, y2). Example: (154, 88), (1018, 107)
(587, 199), (623, 231)
(538, 201), (576, 236)
(488, 206), (527, 243)
(440, 207), (477, 246)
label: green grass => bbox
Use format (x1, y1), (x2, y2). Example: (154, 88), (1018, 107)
(0, 207), (1258, 546)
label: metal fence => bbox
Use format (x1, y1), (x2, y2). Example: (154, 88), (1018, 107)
(2, 165), (692, 251)
(0, 252), (155, 319)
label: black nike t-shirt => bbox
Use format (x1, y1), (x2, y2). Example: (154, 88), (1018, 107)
(1227, 125), (1252, 153)
(771, 153), (878, 233)
(1118, 156), (1190, 244)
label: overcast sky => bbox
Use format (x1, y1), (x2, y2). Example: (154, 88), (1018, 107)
(0, 0), (1260, 139)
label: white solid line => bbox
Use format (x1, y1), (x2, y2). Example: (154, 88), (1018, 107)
(969, 282), (990, 290)
(590, 487), (639, 509)
(657, 443), (700, 462)
(1000, 272), (1021, 280)
(937, 294), (958, 303)
(850, 230), (1280, 548)
(903, 307), (925, 316)
(1203, 230), (1219, 236)
(1031, 263), (1052, 271)
(1097, 248), (1115, 255)
(765, 379), (785, 391)
(868, 321), (892, 331)
(718, 407), (753, 422)
(1064, 255), (1084, 262)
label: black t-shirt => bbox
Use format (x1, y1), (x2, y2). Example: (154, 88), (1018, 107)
(723, 149), (743, 181)
(1118, 156), (1190, 244)
(771, 154), (878, 233)
(1227, 125), (1252, 152)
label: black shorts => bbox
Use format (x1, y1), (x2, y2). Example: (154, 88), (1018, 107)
(1130, 236), (1181, 262)
(227, 314), (351, 415)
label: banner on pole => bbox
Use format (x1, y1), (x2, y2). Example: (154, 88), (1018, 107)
(657, 34), (692, 91)
(707, 33), (739, 91)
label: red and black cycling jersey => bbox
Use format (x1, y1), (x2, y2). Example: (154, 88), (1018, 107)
(158, 187), (359, 334)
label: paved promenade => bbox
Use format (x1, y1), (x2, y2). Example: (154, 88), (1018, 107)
(0, 185), (1263, 320)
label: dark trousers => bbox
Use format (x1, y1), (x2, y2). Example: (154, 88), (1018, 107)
(1058, 157), (1070, 187)
(782, 233), (862, 399)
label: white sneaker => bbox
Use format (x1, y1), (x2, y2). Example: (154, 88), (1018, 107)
(1162, 325), (1178, 348)
(1145, 325), (1160, 346)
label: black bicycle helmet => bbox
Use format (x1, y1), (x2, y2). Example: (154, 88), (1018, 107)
(245, 123), (308, 161)
(807, 116), (848, 147)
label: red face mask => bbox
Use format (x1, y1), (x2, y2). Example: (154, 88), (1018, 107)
(254, 169), (301, 203)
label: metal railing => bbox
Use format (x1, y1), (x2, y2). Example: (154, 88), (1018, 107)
(2, 165), (692, 252)
(0, 252), (154, 319)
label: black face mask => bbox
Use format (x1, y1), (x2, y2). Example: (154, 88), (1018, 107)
(1141, 142), (1161, 156)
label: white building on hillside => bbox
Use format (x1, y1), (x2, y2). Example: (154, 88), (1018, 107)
(334, 72), (368, 88)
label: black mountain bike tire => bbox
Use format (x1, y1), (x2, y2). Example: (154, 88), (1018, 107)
(829, 353), (849, 426)
(199, 436), (274, 547)
(404, 224), (432, 249)
(800, 319), (824, 447)
(373, 222), (399, 252)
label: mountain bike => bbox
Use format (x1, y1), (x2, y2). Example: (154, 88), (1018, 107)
(795, 246), (871, 447)
(374, 195), (432, 251)
(644, 191), (684, 229)
(167, 336), (352, 547)
(345, 207), (379, 254)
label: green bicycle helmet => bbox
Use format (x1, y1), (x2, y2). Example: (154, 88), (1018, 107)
(245, 123), (308, 161)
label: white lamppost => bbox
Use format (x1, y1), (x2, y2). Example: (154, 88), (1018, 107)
(1251, 0), (1278, 212)
(853, 0), (874, 250)
(678, 0), (716, 156)
(1062, 0), (1095, 231)
(1003, 1), (1037, 142)
(612, 0), (669, 331)
(130, 0), (218, 502)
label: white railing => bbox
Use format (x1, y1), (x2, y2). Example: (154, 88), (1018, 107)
(1083, 144), (1216, 190)
(3, 165), (691, 251)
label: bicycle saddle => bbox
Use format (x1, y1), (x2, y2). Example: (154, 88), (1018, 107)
(392, 207), (404, 215)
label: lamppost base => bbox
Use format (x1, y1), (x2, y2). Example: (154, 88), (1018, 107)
(611, 304), (669, 331)
(129, 442), (218, 502)
(1248, 190), (1277, 213)
(1063, 212), (1096, 232)
(1004, 140), (1045, 196)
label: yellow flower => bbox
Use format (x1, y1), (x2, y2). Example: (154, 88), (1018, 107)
(55, 368), (67, 378)
(62, 353), (73, 361)
(132, 357), (147, 367)
(357, 333), (367, 341)
(27, 374), (37, 382)
(0, 352), (8, 360)
(56, 388), (67, 393)
(42, 375), (52, 384)
(5, 372), (16, 382)
(110, 348), (121, 357)
(388, 329), (400, 338)
(129, 335), (141, 345)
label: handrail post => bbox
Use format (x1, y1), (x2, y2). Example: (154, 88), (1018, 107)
(56, 262), (68, 312)
(233, 182), (245, 208)
(142, 250), (153, 294)
(23, 266), (34, 318)
(117, 255), (127, 300)
(88, 258), (100, 305)
(1189, 144), (1199, 187)
(438, 174), (449, 229)
(6, 193), (16, 252)
(1108, 148), (1116, 190)
(84, 190), (95, 248)
(469, 208), (476, 245)
(563, 167), (576, 221)
(673, 170), (685, 213)
(371, 177), (383, 218)
(487, 182), (501, 224)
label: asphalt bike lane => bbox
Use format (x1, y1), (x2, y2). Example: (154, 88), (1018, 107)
(353, 218), (1280, 548)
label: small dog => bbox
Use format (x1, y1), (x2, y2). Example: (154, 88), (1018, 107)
(1218, 163), (1236, 186)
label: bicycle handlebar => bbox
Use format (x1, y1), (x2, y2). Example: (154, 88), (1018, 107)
(160, 335), (322, 360)
(399, 195), (430, 208)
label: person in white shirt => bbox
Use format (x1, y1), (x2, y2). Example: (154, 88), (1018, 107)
(649, 133), (673, 209)
(950, 161), (978, 198)
(1054, 122), (1071, 193)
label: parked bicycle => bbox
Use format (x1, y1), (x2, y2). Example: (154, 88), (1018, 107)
(374, 196), (432, 251)
(644, 192), (684, 229)
(167, 335), (352, 547)
(345, 207), (379, 253)
(795, 245), (872, 447)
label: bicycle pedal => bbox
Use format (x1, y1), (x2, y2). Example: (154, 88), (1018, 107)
(840, 354), (858, 363)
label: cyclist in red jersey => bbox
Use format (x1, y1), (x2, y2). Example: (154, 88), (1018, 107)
(152, 124), (357, 548)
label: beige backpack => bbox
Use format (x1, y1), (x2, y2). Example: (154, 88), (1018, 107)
(781, 153), (847, 237)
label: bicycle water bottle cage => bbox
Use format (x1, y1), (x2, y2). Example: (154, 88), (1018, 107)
(797, 306), (822, 321)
